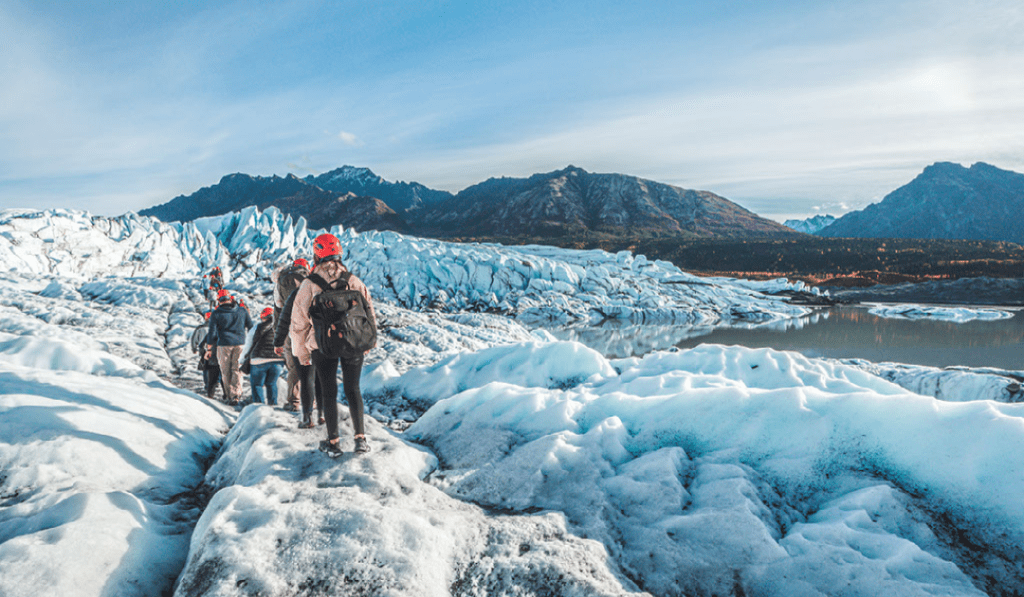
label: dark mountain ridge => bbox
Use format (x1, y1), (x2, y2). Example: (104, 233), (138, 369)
(819, 162), (1024, 243)
(140, 172), (409, 233)
(141, 165), (798, 240)
(418, 166), (793, 237)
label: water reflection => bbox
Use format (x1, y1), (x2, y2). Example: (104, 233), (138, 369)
(543, 306), (1024, 369)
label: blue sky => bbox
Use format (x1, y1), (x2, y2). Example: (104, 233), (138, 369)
(1, 0), (1022, 221)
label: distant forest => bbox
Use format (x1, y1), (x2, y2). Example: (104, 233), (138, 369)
(448, 234), (1024, 286)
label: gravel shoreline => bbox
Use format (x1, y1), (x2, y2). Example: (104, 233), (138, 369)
(819, 276), (1024, 307)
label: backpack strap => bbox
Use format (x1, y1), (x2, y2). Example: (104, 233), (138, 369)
(307, 273), (332, 291)
(309, 272), (352, 291)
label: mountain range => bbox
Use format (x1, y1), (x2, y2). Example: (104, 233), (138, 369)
(141, 166), (798, 239)
(783, 214), (836, 235)
(812, 162), (1024, 243)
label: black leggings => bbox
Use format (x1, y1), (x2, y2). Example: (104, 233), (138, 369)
(312, 350), (365, 440)
(297, 362), (323, 421)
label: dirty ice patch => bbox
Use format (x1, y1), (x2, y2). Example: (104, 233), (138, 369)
(373, 304), (537, 374)
(868, 303), (1013, 322)
(79, 277), (187, 310)
(176, 406), (644, 597)
(408, 343), (1024, 596)
(0, 364), (230, 597)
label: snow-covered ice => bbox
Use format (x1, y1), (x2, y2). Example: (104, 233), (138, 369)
(0, 206), (1021, 597)
(0, 357), (230, 597)
(868, 303), (1014, 322)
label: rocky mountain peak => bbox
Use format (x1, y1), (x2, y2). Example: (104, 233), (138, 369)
(819, 161), (1024, 242)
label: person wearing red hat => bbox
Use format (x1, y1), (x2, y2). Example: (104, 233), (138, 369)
(272, 256), (311, 411)
(243, 307), (285, 406)
(289, 233), (376, 455)
(205, 266), (225, 306)
(206, 289), (253, 405)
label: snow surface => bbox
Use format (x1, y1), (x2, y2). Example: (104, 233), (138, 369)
(868, 303), (1014, 322)
(0, 206), (1021, 596)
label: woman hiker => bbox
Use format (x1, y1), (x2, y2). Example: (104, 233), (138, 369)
(289, 233), (376, 455)
(245, 307), (285, 406)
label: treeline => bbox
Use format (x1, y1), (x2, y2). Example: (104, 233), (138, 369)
(446, 233), (1024, 283)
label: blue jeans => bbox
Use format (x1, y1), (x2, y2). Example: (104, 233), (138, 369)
(249, 361), (284, 405)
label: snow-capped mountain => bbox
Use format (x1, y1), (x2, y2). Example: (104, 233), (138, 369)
(783, 214), (836, 234)
(819, 162), (1024, 242)
(2, 206), (1023, 597)
(142, 165), (799, 240)
(305, 165), (454, 213)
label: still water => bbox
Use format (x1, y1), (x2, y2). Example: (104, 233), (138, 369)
(546, 305), (1024, 370)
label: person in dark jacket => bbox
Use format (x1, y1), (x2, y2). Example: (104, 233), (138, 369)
(191, 311), (220, 398)
(205, 267), (225, 308)
(275, 286), (322, 422)
(246, 308), (285, 405)
(207, 289), (253, 405)
(272, 258), (310, 410)
(191, 311), (219, 399)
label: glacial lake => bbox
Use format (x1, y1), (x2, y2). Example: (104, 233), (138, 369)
(545, 305), (1024, 371)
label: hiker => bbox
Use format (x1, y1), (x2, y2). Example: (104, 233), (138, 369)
(244, 307), (284, 406)
(279, 279), (323, 427)
(209, 266), (224, 289)
(207, 289), (253, 405)
(272, 258), (310, 411)
(290, 232), (377, 456)
(191, 311), (220, 398)
(205, 266), (224, 306)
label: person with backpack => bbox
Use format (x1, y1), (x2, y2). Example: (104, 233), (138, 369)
(207, 289), (254, 405)
(272, 258), (310, 410)
(275, 278), (323, 424)
(290, 233), (376, 456)
(244, 307), (285, 406)
(274, 258), (310, 318)
(191, 311), (220, 399)
(205, 267), (225, 307)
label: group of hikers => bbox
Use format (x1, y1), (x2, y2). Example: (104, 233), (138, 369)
(189, 233), (376, 456)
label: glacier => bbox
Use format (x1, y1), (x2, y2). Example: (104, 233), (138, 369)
(0, 206), (1021, 597)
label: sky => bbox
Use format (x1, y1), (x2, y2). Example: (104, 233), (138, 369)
(1, 0), (1022, 222)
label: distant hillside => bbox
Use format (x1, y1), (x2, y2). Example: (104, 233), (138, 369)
(266, 190), (411, 234)
(784, 214), (836, 235)
(139, 173), (410, 233)
(417, 166), (797, 238)
(819, 162), (1024, 242)
(142, 165), (799, 240)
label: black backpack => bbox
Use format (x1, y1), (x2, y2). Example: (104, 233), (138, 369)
(277, 265), (307, 302)
(307, 272), (377, 359)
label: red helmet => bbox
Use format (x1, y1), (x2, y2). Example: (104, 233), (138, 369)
(260, 307), (273, 319)
(217, 289), (231, 302)
(293, 258), (310, 271)
(313, 233), (342, 263)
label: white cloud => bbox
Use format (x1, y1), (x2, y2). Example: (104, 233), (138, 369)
(337, 131), (363, 147)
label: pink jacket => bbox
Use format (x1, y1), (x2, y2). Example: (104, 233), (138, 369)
(289, 260), (376, 365)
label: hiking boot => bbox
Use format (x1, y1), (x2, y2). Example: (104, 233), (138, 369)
(319, 439), (343, 458)
(298, 418), (315, 429)
(354, 436), (370, 454)
(318, 416), (326, 426)
(283, 404), (297, 412)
